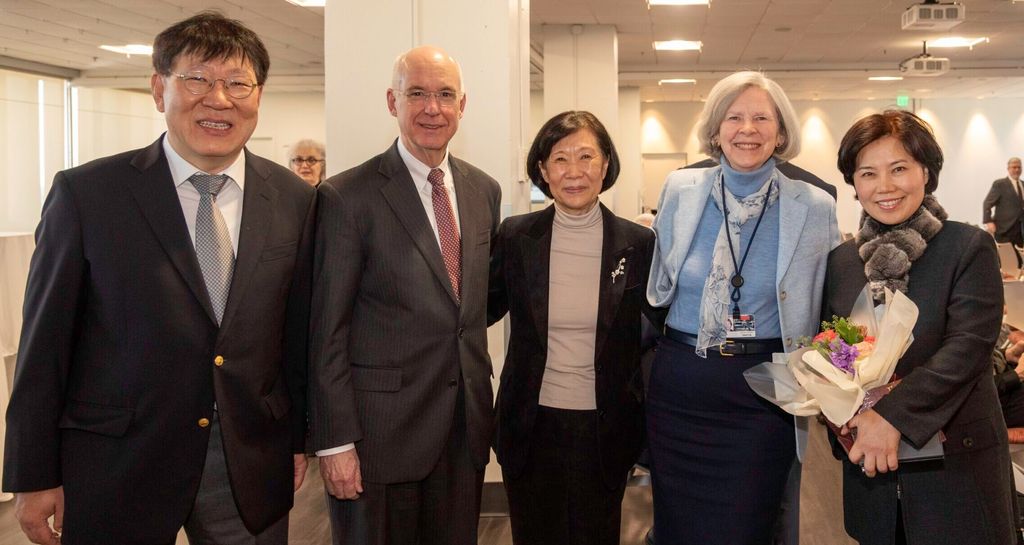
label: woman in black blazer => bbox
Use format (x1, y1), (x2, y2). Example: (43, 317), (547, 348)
(824, 110), (1016, 545)
(488, 111), (656, 545)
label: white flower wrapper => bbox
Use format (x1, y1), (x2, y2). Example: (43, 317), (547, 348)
(744, 284), (919, 426)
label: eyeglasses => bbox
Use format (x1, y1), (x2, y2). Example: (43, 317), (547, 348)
(290, 157), (325, 167)
(171, 72), (259, 99)
(394, 89), (461, 106)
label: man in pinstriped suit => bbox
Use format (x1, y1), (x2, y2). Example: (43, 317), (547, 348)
(309, 45), (501, 545)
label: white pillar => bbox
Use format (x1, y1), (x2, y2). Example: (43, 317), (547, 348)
(540, 25), (625, 213)
(324, 0), (531, 484)
(617, 87), (642, 218)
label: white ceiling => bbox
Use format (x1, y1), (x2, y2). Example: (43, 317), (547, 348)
(1, 0), (1023, 101)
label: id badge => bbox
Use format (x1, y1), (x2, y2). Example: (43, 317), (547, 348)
(726, 313), (757, 338)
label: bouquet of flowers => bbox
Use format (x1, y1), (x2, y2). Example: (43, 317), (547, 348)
(743, 284), (918, 429)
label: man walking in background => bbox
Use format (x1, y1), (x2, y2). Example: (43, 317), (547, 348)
(984, 156), (1024, 247)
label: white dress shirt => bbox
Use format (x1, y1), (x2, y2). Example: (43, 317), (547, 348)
(162, 135), (245, 255)
(315, 140), (461, 458)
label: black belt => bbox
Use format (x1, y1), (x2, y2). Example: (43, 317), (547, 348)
(664, 327), (783, 356)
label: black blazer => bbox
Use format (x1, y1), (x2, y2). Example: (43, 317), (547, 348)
(982, 177), (1024, 243)
(309, 141), (501, 483)
(488, 204), (655, 488)
(3, 137), (315, 541)
(823, 222), (1016, 545)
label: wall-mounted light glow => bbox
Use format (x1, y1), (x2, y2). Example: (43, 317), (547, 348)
(928, 37), (988, 49)
(99, 44), (153, 56)
(285, 0), (326, 6)
(658, 78), (696, 84)
(648, 0), (710, 5)
(654, 40), (702, 51)
(868, 76), (903, 81)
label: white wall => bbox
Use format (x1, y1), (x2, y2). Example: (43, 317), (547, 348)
(252, 91), (325, 172)
(641, 98), (1024, 235)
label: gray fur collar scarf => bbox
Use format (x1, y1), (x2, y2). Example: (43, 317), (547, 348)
(856, 194), (948, 304)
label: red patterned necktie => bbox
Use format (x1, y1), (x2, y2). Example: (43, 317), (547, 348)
(428, 168), (462, 302)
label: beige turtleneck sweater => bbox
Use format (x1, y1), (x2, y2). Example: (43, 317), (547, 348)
(539, 202), (604, 410)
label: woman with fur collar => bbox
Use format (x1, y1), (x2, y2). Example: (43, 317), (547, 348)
(824, 110), (1016, 545)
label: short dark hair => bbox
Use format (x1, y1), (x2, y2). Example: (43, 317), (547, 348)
(527, 111), (620, 198)
(837, 109), (943, 194)
(152, 11), (270, 85)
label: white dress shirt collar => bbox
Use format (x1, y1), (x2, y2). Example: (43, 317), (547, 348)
(396, 137), (452, 192)
(162, 134), (246, 191)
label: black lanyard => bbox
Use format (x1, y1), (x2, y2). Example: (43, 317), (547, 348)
(721, 178), (774, 316)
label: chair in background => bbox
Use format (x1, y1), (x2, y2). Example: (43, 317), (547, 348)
(998, 242), (1022, 279)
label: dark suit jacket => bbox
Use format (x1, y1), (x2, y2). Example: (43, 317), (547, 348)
(684, 158), (837, 200)
(309, 141), (501, 483)
(823, 222), (1016, 545)
(487, 204), (655, 488)
(2, 137), (315, 543)
(983, 176), (1024, 244)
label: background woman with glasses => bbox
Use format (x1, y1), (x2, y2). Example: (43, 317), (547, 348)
(288, 139), (326, 186)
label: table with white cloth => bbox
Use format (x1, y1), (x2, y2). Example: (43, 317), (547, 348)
(0, 232), (35, 501)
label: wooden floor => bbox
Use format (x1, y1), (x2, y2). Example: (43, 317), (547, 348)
(0, 422), (856, 545)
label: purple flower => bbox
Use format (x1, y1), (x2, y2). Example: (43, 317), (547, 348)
(829, 340), (859, 375)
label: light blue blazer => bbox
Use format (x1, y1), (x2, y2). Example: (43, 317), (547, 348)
(647, 165), (841, 457)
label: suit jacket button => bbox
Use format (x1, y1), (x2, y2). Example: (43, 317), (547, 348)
(214, 355), (224, 367)
(198, 418), (210, 428)
(448, 379), (458, 387)
(963, 437), (974, 448)
(779, 291), (788, 301)
(458, 327), (465, 339)
(595, 365), (603, 373)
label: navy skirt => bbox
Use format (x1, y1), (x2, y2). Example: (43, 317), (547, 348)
(646, 334), (796, 545)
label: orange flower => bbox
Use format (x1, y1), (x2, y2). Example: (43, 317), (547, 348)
(814, 330), (837, 344)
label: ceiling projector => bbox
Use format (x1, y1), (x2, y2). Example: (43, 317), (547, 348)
(901, 1), (965, 30)
(899, 54), (951, 76)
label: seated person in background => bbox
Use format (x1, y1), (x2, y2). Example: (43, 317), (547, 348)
(288, 138), (326, 186)
(993, 322), (1024, 428)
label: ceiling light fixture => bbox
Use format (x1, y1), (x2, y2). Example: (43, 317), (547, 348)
(99, 44), (153, 56)
(648, 0), (710, 5)
(654, 40), (702, 51)
(285, 0), (325, 6)
(928, 36), (988, 49)
(868, 76), (904, 81)
(659, 78), (697, 84)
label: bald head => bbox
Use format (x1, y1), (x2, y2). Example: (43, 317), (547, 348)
(391, 46), (464, 93)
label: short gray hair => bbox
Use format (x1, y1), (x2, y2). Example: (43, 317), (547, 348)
(289, 138), (325, 159)
(695, 71), (801, 163)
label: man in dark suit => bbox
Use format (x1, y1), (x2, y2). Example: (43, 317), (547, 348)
(983, 156), (1024, 246)
(2, 12), (314, 545)
(310, 46), (501, 545)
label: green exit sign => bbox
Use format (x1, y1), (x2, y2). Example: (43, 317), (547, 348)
(896, 95), (910, 107)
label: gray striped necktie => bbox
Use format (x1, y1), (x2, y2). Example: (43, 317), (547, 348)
(189, 173), (235, 325)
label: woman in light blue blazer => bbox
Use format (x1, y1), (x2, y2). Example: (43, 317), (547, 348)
(645, 71), (840, 544)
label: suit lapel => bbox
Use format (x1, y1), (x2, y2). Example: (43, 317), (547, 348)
(378, 142), (459, 304)
(127, 137), (217, 324)
(594, 205), (631, 361)
(522, 207), (555, 346)
(777, 178), (809, 284)
(219, 150), (277, 332)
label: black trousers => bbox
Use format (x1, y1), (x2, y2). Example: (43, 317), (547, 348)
(503, 406), (627, 545)
(326, 386), (483, 545)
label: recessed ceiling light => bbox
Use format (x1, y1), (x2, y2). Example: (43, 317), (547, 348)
(654, 40), (702, 51)
(868, 76), (904, 81)
(99, 44), (153, 56)
(929, 37), (988, 49)
(659, 78), (697, 84)
(648, 0), (710, 5)
(285, 0), (325, 6)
